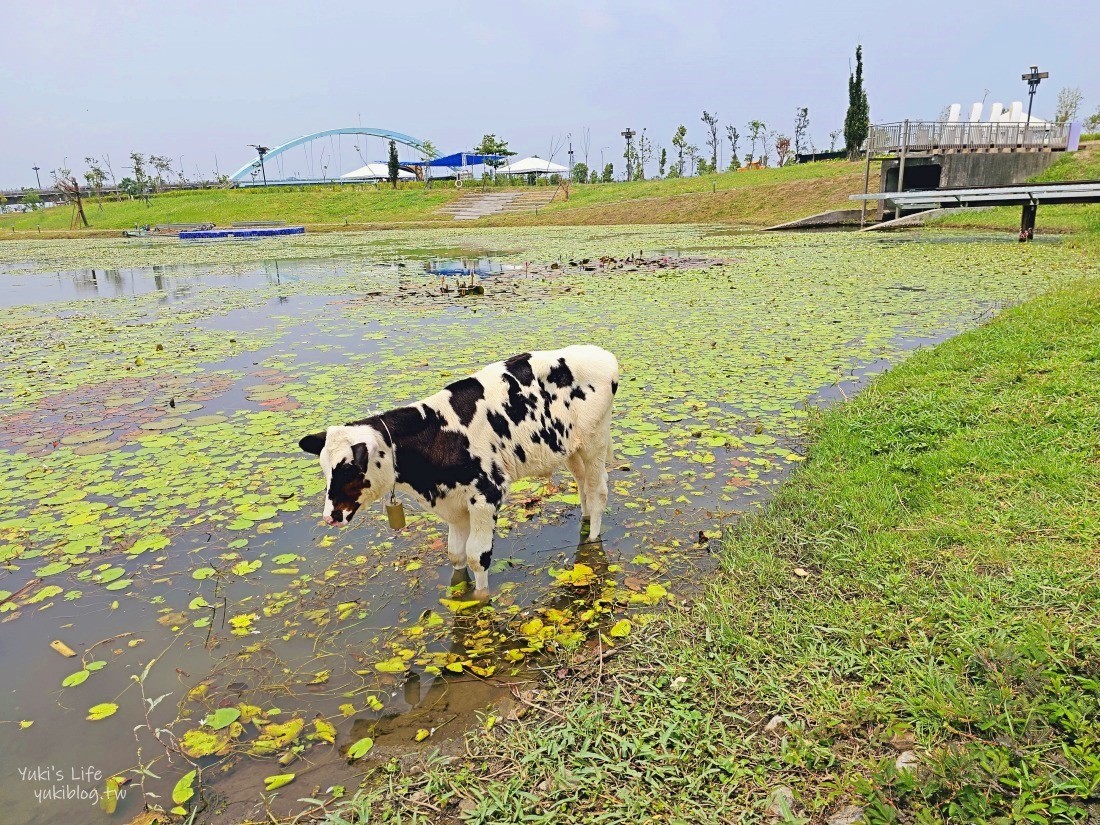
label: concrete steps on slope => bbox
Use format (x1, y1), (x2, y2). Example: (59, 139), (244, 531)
(438, 188), (560, 220)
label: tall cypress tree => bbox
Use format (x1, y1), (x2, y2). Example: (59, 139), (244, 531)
(387, 140), (399, 189)
(844, 45), (870, 161)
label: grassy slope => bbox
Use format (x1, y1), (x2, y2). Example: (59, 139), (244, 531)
(331, 278), (1100, 824)
(0, 183), (465, 232)
(932, 141), (1100, 235)
(0, 161), (872, 235)
(482, 161), (870, 227)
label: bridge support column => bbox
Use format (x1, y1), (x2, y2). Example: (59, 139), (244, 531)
(1019, 200), (1037, 242)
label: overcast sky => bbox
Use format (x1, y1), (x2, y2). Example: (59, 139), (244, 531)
(3, 0), (1097, 188)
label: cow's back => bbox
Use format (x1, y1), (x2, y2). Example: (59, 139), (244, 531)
(466, 346), (617, 478)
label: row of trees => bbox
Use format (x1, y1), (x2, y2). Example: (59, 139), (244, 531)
(607, 109), (839, 182)
(1054, 87), (1100, 131)
(582, 46), (869, 182)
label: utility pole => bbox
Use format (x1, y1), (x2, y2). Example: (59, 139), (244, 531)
(249, 145), (270, 186)
(568, 139), (574, 182)
(621, 128), (636, 181)
(32, 165), (42, 189)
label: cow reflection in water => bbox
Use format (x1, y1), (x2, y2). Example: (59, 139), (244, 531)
(366, 537), (609, 741)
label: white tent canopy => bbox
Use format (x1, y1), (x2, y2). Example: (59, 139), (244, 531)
(340, 163), (415, 180)
(496, 156), (568, 175)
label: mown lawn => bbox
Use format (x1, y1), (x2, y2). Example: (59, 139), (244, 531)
(327, 277), (1100, 824)
(0, 183), (464, 231)
(932, 141), (1100, 238)
(484, 160), (871, 227)
(0, 160), (872, 234)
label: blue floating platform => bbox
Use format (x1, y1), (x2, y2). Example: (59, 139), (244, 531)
(179, 226), (305, 240)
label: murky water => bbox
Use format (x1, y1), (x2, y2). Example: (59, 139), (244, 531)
(0, 232), (1078, 824)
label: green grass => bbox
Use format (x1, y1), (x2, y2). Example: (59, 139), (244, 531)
(0, 160), (871, 235)
(932, 141), (1100, 237)
(0, 183), (464, 232)
(484, 160), (870, 227)
(328, 279), (1100, 824)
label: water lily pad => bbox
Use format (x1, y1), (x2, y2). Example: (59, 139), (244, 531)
(62, 669), (90, 687)
(205, 707), (241, 730)
(86, 702), (119, 721)
(60, 429), (113, 446)
(263, 773), (295, 791)
(347, 737), (374, 760)
(140, 418), (183, 431)
(180, 727), (230, 758)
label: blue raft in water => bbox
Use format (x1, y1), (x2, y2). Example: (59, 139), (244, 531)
(179, 226), (305, 240)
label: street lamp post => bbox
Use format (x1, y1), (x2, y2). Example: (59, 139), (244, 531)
(32, 165), (42, 189)
(248, 145), (270, 186)
(1021, 65), (1049, 135)
(620, 128), (636, 181)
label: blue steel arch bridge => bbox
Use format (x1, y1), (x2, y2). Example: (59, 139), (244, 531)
(228, 127), (500, 185)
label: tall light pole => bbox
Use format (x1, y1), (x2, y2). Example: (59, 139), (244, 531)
(248, 145), (270, 186)
(621, 128), (636, 181)
(567, 138), (574, 182)
(32, 165), (42, 189)
(1021, 65), (1048, 129)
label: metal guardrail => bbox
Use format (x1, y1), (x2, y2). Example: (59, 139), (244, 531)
(868, 120), (1073, 154)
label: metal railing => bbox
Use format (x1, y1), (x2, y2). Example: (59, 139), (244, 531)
(868, 120), (1072, 154)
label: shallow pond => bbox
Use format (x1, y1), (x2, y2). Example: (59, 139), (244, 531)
(0, 228), (1088, 824)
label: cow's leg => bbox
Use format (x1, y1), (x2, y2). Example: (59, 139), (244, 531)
(583, 453), (609, 540)
(465, 506), (497, 598)
(446, 517), (470, 570)
(567, 453), (588, 519)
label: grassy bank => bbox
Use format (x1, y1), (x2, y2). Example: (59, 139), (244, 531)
(0, 183), (465, 233)
(0, 160), (870, 235)
(931, 140), (1100, 237)
(333, 278), (1100, 823)
(480, 160), (869, 227)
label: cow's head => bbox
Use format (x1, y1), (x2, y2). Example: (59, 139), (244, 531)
(298, 426), (385, 526)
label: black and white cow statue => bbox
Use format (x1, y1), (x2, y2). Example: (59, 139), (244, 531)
(298, 345), (619, 598)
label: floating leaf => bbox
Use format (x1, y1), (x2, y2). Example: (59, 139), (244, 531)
(347, 737), (374, 760)
(439, 598), (481, 612)
(609, 619), (632, 638)
(180, 727), (231, 758)
(86, 702), (119, 721)
(263, 773), (296, 791)
(172, 769), (197, 806)
(62, 669), (90, 687)
(251, 718), (304, 755)
(552, 563), (597, 587)
(205, 707), (241, 730)
(311, 718), (336, 744)
(100, 776), (123, 814)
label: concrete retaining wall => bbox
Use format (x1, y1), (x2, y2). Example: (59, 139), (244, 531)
(880, 151), (1061, 193)
(764, 209), (867, 230)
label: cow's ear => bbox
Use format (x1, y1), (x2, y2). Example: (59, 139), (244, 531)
(351, 442), (371, 470)
(299, 432), (326, 455)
